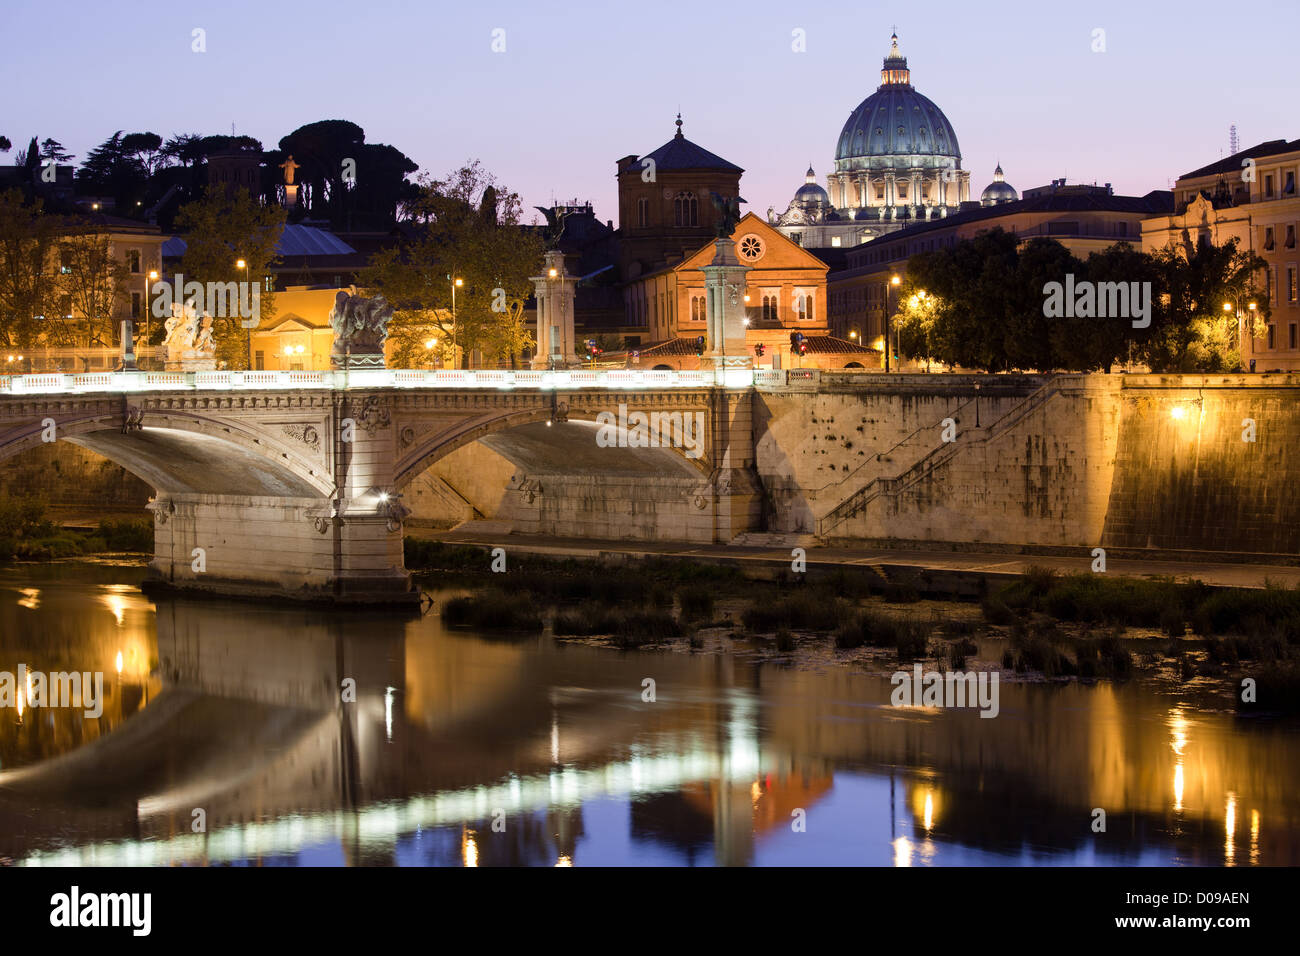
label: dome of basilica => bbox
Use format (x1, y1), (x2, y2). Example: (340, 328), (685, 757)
(834, 34), (961, 173)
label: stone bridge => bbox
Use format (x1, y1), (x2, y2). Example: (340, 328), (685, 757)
(4, 367), (1296, 601)
(0, 368), (761, 602)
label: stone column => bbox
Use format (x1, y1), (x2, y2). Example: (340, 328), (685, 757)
(530, 250), (577, 369)
(700, 237), (751, 369)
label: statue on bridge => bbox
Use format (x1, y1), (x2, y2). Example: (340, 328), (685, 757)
(163, 303), (217, 371)
(330, 288), (395, 369)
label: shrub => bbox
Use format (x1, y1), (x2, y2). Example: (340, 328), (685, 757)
(679, 586), (714, 621)
(744, 593), (844, 632)
(98, 517), (153, 552)
(441, 593), (543, 630)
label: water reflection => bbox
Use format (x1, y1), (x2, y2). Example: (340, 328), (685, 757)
(0, 562), (1297, 867)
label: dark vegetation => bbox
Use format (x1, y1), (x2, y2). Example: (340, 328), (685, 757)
(411, 540), (1300, 704)
(0, 496), (152, 561)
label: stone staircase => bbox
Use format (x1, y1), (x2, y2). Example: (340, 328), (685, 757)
(817, 377), (1066, 539)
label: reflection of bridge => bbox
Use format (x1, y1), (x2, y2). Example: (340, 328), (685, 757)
(0, 369), (765, 602)
(3, 593), (1292, 866)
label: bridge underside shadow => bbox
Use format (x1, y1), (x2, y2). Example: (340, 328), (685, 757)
(402, 419), (755, 544)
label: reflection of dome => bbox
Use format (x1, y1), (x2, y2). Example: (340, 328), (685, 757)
(980, 164), (1018, 205)
(834, 33), (961, 172)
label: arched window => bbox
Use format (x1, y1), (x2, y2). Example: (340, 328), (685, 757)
(794, 291), (814, 323)
(690, 294), (706, 323)
(762, 293), (779, 322)
(674, 191), (698, 227)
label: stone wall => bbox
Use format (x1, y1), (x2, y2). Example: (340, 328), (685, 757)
(0, 442), (151, 510)
(1101, 375), (1300, 554)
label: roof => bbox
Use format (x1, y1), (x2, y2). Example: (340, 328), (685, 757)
(803, 335), (876, 354)
(163, 223), (357, 259)
(832, 188), (1175, 265)
(638, 338), (705, 356)
(1180, 139), (1300, 180)
(631, 125), (743, 174)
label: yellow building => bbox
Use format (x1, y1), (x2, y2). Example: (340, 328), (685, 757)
(1142, 138), (1300, 371)
(829, 182), (1173, 353)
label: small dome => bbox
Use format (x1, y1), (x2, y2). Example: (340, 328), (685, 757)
(980, 164), (1018, 205)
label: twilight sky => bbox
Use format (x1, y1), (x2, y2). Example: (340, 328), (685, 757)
(3, 0), (1296, 225)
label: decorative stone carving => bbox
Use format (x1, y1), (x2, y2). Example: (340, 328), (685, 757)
(282, 423), (320, 448)
(330, 289), (394, 369)
(357, 395), (391, 434)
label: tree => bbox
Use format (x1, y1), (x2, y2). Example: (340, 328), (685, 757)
(0, 190), (61, 350)
(273, 120), (417, 230)
(121, 132), (163, 177)
(174, 188), (285, 367)
(53, 228), (131, 347)
(1140, 236), (1268, 372)
(76, 131), (149, 209)
(0, 136), (11, 154)
(361, 162), (542, 369)
(38, 138), (74, 164)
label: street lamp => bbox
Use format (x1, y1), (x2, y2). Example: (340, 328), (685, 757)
(1223, 291), (1259, 361)
(236, 259), (250, 369)
(448, 275), (463, 369)
(144, 269), (159, 360)
(885, 274), (901, 372)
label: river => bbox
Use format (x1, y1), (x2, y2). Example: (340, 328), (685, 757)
(0, 561), (1295, 867)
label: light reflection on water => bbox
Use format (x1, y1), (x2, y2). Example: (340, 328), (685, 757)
(0, 562), (1297, 867)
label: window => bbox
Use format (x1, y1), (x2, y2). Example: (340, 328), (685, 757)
(761, 291), (779, 322)
(254, 351), (265, 370)
(831, 236), (841, 247)
(1287, 226), (1296, 249)
(265, 275), (274, 292)
(790, 232), (802, 246)
(1267, 324), (1275, 349)
(59, 294), (72, 318)
(1287, 171), (1297, 195)
(127, 249), (141, 273)
(738, 234), (765, 261)
(1265, 174), (1275, 198)
(1116, 222), (1128, 238)
(689, 294), (706, 323)
(131, 293), (141, 319)
(1290, 267), (1298, 303)
(673, 191), (698, 228)
(794, 290), (815, 322)
(59, 250), (73, 274)
(1291, 324), (1298, 349)
(1265, 227), (1275, 251)
(637, 198), (649, 228)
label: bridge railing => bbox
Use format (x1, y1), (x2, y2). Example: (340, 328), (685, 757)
(0, 367), (762, 395)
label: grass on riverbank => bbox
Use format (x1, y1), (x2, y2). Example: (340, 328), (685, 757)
(0, 496), (152, 561)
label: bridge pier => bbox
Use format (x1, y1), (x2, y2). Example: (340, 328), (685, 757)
(146, 493), (413, 604)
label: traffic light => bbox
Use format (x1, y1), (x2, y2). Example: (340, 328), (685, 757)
(790, 331), (807, 355)
(695, 335), (706, 356)
(755, 343), (766, 357)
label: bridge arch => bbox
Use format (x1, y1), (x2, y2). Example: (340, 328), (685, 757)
(0, 406), (331, 497)
(393, 399), (714, 491)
